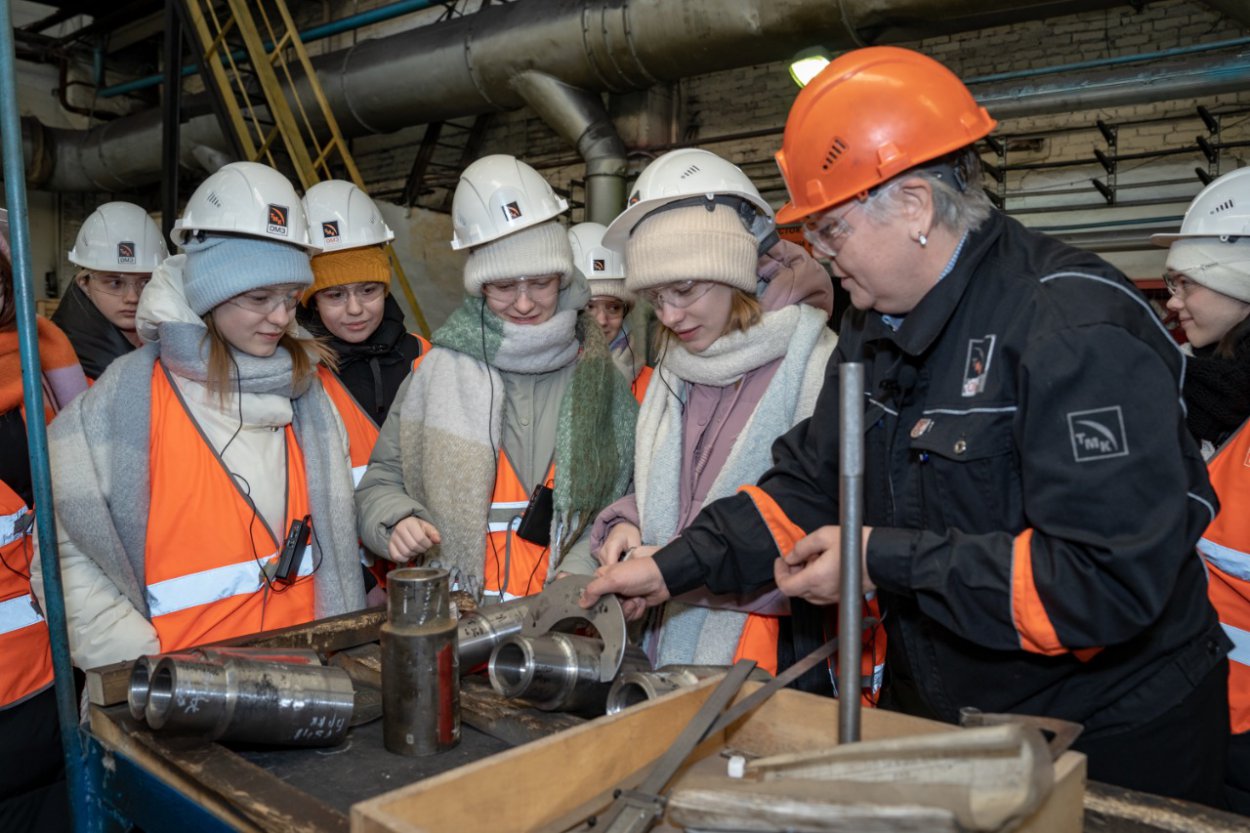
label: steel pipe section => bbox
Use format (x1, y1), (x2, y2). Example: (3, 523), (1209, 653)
(143, 655), (354, 747)
(605, 665), (772, 715)
(457, 595), (534, 672)
(489, 632), (649, 715)
(127, 646), (323, 722)
(381, 567), (460, 756)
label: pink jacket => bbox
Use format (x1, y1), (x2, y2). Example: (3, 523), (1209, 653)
(588, 239), (833, 607)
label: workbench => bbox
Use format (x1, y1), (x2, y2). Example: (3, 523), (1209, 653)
(78, 609), (1250, 833)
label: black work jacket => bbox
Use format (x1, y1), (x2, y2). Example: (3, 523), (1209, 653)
(655, 210), (1228, 736)
(50, 281), (135, 380)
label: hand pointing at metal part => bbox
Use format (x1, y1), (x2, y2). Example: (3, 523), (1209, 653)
(580, 556), (670, 621)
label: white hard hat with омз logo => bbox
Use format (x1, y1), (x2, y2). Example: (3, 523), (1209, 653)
(302, 180), (395, 252)
(69, 201), (168, 274)
(171, 161), (319, 252)
(450, 154), (568, 251)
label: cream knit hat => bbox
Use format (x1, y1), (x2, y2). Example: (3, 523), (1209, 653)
(463, 220), (573, 297)
(1166, 238), (1250, 303)
(624, 203), (757, 294)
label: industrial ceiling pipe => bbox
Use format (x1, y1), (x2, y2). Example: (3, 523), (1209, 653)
(19, 0), (1141, 193)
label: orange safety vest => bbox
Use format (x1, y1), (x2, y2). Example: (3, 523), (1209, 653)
(632, 365), (654, 404)
(145, 364), (316, 651)
(1199, 419), (1250, 735)
(319, 335), (430, 488)
(0, 477), (53, 709)
(483, 454), (555, 600)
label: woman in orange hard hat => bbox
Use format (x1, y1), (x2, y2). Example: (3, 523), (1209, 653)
(585, 46), (1230, 808)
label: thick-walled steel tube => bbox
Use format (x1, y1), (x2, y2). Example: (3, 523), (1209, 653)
(128, 647), (322, 722)
(489, 633), (648, 715)
(382, 567), (460, 756)
(457, 596), (532, 672)
(144, 656), (354, 746)
(838, 361), (865, 744)
(605, 665), (772, 715)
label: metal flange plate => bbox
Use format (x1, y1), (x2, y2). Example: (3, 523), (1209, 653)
(520, 574), (627, 682)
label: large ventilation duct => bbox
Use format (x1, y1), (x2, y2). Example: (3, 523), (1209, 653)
(24, 0), (1140, 196)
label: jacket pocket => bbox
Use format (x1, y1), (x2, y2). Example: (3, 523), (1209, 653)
(909, 409), (1022, 533)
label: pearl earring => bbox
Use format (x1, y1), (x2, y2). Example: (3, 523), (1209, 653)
(916, 231), (928, 248)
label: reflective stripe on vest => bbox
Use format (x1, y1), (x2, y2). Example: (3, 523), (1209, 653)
(484, 455), (554, 598)
(0, 594), (42, 634)
(146, 364), (316, 652)
(1, 474), (53, 707)
(0, 508), (26, 547)
(1199, 537), (1250, 582)
(147, 546), (314, 618)
(1201, 418), (1250, 734)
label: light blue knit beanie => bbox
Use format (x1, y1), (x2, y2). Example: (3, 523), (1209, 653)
(182, 235), (313, 315)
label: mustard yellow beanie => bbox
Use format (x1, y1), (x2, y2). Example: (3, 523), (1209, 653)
(303, 245), (391, 304)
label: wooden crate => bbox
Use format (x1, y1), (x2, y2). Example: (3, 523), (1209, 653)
(351, 680), (1084, 833)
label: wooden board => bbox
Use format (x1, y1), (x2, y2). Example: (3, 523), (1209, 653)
(350, 680), (1085, 833)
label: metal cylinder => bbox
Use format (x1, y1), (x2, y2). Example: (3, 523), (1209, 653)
(605, 665), (773, 715)
(838, 361), (865, 744)
(128, 647), (322, 722)
(382, 567), (460, 756)
(457, 595), (532, 672)
(143, 656), (355, 746)
(489, 633), (648, 715)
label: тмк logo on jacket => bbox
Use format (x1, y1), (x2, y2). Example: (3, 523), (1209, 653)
(1068, 406), (1129, 462)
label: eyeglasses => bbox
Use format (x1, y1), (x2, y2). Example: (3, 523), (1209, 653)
(316, 282), (386, 307)
(802, 200), (865, 259)
(587, 298), (627, 319)
(639, 280), (716, 311)
(481, 275), (560, 302)
(227, 287), (303, 314)
(1163, 271), (1195, 297)
(89, 274), (150, 298)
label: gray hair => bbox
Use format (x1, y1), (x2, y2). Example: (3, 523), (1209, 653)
(861, 147), (994, 235)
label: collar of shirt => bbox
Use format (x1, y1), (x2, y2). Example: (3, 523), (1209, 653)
(880, 230), (971, 332)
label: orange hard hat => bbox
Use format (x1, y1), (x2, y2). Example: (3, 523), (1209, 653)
(774, 46), (997, 225)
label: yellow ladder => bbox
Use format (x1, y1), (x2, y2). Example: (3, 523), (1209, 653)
(180, 0), (431, 336)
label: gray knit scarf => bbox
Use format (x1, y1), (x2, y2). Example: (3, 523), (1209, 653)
(396, 290), (636, 600)
(638, 305), (835, 666)
(48, 321), (365, 621)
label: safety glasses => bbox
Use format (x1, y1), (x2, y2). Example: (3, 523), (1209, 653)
(639, 280), (715, 310)
(226, 287), (303, 314)
(481, 275), (560, 302)
(316, 282), (386, 307)
(89, 273), (151, 298)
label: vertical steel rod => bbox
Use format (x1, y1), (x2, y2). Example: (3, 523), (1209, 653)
(0, 4), (89, 828)
(837, 361), (864, 744)
(161, 0), (183, 243)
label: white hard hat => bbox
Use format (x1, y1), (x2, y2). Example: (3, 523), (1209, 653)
(1152, 167), (1250, 246)
(171, 161), (318, 251)
(302, 180), (395, 252)
(450, 154), (568, 251)
(603, 148), (773, 248)
(68, 202), (168, 274)
(568, 222), (625, 283)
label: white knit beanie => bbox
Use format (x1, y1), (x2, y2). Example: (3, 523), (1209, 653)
(463, 220), (574, 297)
(586, 276), (633, 305)
(624, 203), (757, 294)
(1166, 238), (1250, 303)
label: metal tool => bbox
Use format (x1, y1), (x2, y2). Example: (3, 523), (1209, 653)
(958, 707), (1084, 760)
(605, 665), (772, 715)
(488, 632), (649, 715)
(143, 655), (355, 747)
(521, 574), (628, 682)
(382, 567), (460, 756)
(127, 646), (322, 722)
(837, 361), (865, 743)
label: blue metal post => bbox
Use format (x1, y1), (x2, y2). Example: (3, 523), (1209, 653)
(0, 4), (90, 830)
